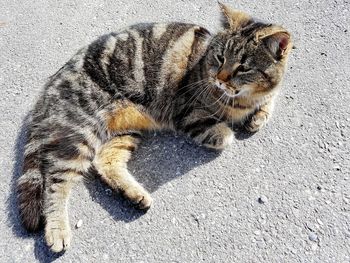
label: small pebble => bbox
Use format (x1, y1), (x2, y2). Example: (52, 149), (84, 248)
(258, 195), (268, 204)
(308, 232), (318, 242)
(105, 188), (112, 196)
(76, 219), (83, 229)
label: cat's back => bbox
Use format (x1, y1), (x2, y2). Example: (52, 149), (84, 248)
(83, 22), (211, 104)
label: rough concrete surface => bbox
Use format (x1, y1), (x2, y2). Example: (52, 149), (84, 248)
(1, 0), (349, 262)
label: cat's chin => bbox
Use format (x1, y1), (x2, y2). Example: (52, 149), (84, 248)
(223, 89), (242, 98)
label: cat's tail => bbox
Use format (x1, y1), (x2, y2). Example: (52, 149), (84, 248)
(17, 127), (44, 232)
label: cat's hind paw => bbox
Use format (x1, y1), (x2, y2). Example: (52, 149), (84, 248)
(123, 186), (153, 210)
(45, 221), (72, 253)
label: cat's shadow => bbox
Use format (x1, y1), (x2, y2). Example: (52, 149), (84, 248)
(7, 115), (252, 262)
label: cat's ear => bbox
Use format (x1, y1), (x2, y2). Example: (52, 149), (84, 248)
(258, 28), (292, 59)
(218, 2), (251, 31)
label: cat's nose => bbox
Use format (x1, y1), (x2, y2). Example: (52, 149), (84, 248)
(216, 79), (225, 87)
(217, 63), (242, 82)
(217, 69), (231, 82)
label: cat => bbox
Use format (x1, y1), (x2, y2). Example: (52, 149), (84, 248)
(17, 3), (292, 253)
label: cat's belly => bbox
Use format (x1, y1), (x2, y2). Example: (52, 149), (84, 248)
(104, 101), (159, 133)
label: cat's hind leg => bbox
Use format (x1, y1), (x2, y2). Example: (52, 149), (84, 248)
(42, 130), (95, 252)
(44, 171), (82, 252)
(93, 135), (153, 210)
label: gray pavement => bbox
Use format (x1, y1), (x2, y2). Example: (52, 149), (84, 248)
(1, 0), (349, 262)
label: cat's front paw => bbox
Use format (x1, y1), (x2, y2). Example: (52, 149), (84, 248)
(45, 220), (72, 253)
(123, 186), (153, 210)
(245, 110), (269, 133)
(195, 123), (233, 150)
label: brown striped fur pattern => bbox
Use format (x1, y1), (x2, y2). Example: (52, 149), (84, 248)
(17, 3), (292, 252)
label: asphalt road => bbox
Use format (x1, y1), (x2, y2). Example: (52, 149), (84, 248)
(1, 0), (349, 262)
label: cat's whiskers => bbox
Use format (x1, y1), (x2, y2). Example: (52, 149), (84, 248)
(185, 83), (211, 109)
(180, 83), (212, 118)
(202, 93), (227, 119)
(176, 79), (208, 93)
(194, 84), (213, 106)
(218, 95), (230, 121)
(197, 89), (228, 110)
(177, 83), (210, 104)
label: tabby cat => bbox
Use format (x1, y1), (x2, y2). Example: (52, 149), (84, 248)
(17, 3), (292, 252)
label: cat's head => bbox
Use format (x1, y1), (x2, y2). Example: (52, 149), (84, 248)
(206, 3), (293, 100)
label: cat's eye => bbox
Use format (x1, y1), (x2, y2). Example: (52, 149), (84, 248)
(232, 64), (252, 77)
(237, 64), (251, 73)
(236, 65), (245, 72)
(232, 64), (246, 77)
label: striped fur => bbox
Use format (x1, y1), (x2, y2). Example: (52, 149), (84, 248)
(17, 4), (292, 252)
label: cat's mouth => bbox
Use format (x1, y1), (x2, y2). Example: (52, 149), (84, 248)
(214, 80), (242, 98)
